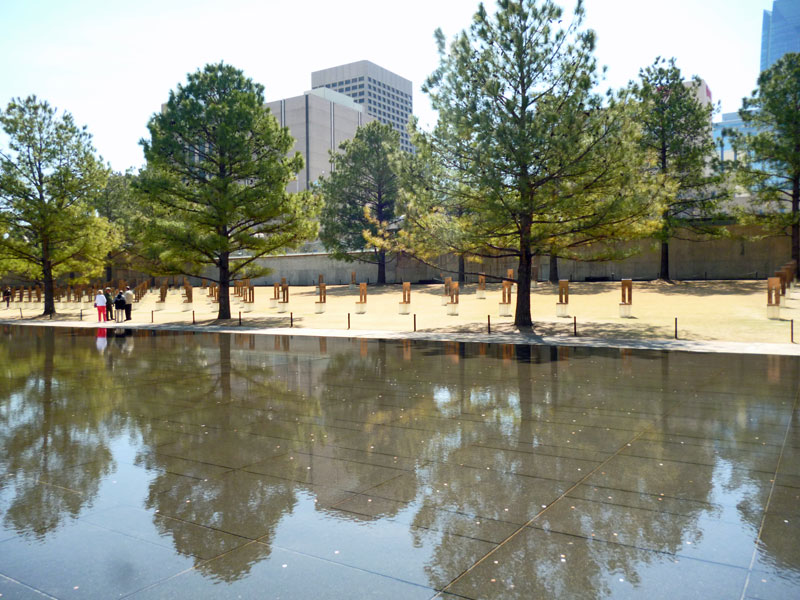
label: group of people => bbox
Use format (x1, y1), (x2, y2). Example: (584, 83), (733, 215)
(95, 287), (134, 322)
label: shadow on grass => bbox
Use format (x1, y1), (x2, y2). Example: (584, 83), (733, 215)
(291, 280), (770, 300)
(419, 319), (672, 341)
(525, 280), (768, 298)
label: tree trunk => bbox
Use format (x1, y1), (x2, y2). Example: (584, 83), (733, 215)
(377, 249), (386, 285)
(41, 328), (55, 471)
(792, 175), (799, 279)
(548, 254), (559, 284)
(515, 220), (533, 327)
(458, 254), (466, 283)
(659, 239), (671, 281)
(658, 147), (672, 282)
(105, 258), (113, 284)
(42, 240), (55, 316)
(218, 251), (231, 319)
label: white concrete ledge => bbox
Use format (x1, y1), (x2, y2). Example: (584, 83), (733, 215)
(6, 319), (798, 356)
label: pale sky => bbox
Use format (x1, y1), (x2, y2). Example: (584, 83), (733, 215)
(0, 0), (771, 172)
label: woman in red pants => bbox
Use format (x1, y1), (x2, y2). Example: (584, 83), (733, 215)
(94, 289), (107, 322)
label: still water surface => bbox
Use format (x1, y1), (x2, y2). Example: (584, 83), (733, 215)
(0, 325), (798, 599)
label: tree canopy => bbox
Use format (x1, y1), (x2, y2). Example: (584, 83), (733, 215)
(90, 170), (143, 281)
(730, 52), (800, 276)
(635, 57), (725, 281)
(397, 0), (666, 326)
(0, 95), (115, 315)
(318, 121), (401, 285)
(137, 62), (320, 319)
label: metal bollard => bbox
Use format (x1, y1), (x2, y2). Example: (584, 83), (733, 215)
(347, 313), (350, 330)
(413, 314), (416, 332)
(675, 317), (678, 340)
(573, 316), (577, 337)
(487, 315), (491, 334)
(192, 310), (195, 324)
(290, 312), (293, 328)
(239, 311), (242, 326)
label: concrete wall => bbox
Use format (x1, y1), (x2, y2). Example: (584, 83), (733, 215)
(253, 226), (791, 285)
(6, 227), (788, 290)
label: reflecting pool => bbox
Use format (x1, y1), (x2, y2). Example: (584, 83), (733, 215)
(0, 325), (798, 599)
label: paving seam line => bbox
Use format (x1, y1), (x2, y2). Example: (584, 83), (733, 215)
(433, 365), (725, 598)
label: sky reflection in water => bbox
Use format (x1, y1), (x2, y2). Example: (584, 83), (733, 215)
(0, 325), (798, 599)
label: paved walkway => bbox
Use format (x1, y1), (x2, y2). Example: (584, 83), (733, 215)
(3, 318), (799, 356)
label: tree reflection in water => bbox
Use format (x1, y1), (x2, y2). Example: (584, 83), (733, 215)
(0, 327), (116, 538)
(0, 327), (797, 595)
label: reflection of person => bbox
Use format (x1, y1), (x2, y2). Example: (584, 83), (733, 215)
(104, 288), (114, 321)
(96, 327), (107, 352)
(113, 329), (127, 349)
(123, 286), (134, 321)
(94, 290), (107, 322)
(114, 291), (126, 323)
(2, 287), (10, 308)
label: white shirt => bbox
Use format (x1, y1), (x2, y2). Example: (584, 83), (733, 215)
(95, 292), (107, 307)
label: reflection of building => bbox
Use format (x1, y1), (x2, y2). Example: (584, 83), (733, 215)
(760, 0), (800, 72)
(712, 112), (757, 162)
(312, 61), (414, 153)
(266, 89), (374, 192)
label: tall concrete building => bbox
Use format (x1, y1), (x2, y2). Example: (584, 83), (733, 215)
(312, 61), (414, 153)
(686, 78), (713, 111)
(760, 0), (800, 71)
(266, 88), (374, 192)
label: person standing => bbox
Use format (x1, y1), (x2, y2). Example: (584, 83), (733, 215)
(94, 289), (107, 322)
(114, 290), (126, 323)
(104, 288), (114, 321)
(123, 286), (134, 320)
(2, 287), (10, 308)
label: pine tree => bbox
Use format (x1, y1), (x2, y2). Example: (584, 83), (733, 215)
(137, 63), (320, 319)
(730, 53), (800, 277)
(318, 122), (401, 285)
(635, 57), (724, 281)
(398, 0), (666, 326)
(0, 96), (115, 315)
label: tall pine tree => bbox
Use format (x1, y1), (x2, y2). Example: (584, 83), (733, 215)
(318, 122), (400, 285)
(635, 57), (724, 281)
(730, 53), (800, 277)
(0, 96), (115, 315)
(399, 0), (666, 326)
(137, 63), (320, 319)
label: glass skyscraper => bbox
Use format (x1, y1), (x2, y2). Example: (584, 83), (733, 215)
(760, 0), (800, 71)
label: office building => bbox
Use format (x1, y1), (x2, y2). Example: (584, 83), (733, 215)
(312, 61), (414, 153)
(716, 1), (798, 162)
(686, 78), (713, 111)
(266, 88), (374, 192)
(713, 112), (748, 162)
(760, 0), (800, 71)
